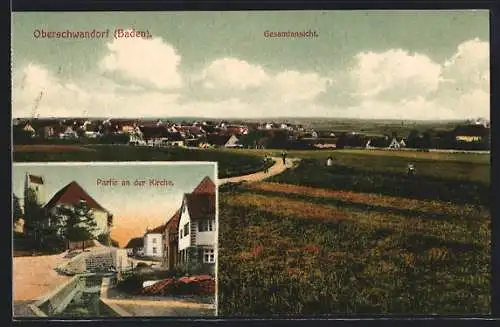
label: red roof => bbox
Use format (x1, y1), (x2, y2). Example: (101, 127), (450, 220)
(28, 175), (44, 185)
(45, 181), (108, 212)
(192, 176), (215, 194)
(164, 208), (181, 235)
(146, 224), (165, 234)
(184, 193), (215, 220)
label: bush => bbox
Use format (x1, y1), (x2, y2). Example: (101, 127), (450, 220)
(136, 262), (149, 269)
(116, 274), (144, 294)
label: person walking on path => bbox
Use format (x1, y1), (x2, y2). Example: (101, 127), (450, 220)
(281, 150), (288, 165)
(407, 162), (416, 177)
(326, 156), (333, 167)
(263, 154), (270, 173)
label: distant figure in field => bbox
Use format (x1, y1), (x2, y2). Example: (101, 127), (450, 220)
(407, 163), (416, 177)
(326, 156), (334, 167)
(281, 151), (287, 165)
(263, 154), (270, 173)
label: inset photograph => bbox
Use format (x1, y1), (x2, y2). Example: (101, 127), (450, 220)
(12, 162), (218, 317)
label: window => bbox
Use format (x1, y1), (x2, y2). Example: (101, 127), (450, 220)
(152, 247), (157, 254)
(179, 228), (183, 238)
(203, 248), (215, 263)
(199, 220), (208, 232)
(184, 223), (189, 236)
(199, 219), (215, 232)
(152, 238), (157, 243)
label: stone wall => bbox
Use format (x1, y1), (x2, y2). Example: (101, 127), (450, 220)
(85, 252), (114, 272)
(36, 276), (84, 315)
(58, 248), (127, 275)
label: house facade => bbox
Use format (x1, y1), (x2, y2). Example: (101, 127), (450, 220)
(177, 176), (216, 274)
(125, 237), (144, 256)
(143, 225), (164, 258)
(43, 181), (113, 238)
(162, 209), (181, 270)
(224, 134), (241, 147)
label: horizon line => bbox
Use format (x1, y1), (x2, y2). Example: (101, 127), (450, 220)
(12, 116), (484, 122)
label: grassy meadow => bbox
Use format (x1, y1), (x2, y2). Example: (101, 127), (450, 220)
(13, 143), (491, 314)
(13, 144), (271, 178)
(217, 150), (490, 315)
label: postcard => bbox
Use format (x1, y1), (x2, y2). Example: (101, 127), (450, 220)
(12, 162), (218, 317)
(11, 10), (490, 316)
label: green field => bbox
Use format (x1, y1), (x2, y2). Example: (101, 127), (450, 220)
(219, 148), (490, 183)
(217, 150), (490, 315)
(13, 143), (491, 314)
(13, 145), (271, 179)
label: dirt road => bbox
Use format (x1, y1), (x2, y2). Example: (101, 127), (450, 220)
(218, 157), (299, 185)
(13, 253), (72, 301)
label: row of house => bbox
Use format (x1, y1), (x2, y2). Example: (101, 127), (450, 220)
(125, 176), (216, 275)
(13, 117), (491, 150)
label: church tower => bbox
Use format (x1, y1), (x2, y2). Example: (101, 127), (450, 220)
(24, 173), (45, 206)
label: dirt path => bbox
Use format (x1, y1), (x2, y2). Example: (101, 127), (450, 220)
(13, 253), (72, 301)
(218, 157), (300, 185)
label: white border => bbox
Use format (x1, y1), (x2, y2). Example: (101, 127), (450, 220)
(13, 161), (217, 166)
(12, 160), (220, 317)
(214, 161), (219, 316)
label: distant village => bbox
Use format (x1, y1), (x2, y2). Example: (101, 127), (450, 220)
(13, 117), (491, 151)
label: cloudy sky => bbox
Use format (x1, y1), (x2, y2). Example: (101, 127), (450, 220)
(11, 10), (489, 120)
(13, 162), (216, 246)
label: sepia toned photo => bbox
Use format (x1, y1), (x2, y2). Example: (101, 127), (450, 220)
(12, 10), (490, 316)
(12, 162), (218, 317)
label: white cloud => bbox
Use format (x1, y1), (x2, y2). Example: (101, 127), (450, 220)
(266, 70), (329, 103)
(11, 38), (489, 120)
(99, 30), (182, 89)
(12, 62), (179, 118)
(442, 38), (489, 87)
(350, 49), (443, 101)
(198, 58), (269, 90)
(12, 63), (90, 117)
(197, 58), (329, 104)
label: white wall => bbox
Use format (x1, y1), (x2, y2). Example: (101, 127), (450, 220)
(144, 233), (163, 257)
(112, 248), (130, 270)
(93, 210), (110, 237)
(196, 219), (216, 246)
(27, 181), (45, 205)
(178, 204), (191, 251)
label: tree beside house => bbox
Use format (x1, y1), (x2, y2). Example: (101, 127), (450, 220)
(18, 175), (113, 252)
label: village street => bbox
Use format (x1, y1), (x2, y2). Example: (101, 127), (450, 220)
(13, 253), (72, 301)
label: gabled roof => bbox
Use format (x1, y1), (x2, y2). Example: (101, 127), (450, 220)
(125, 237), (143, 248)
(192, 176), (215, 194)
(146, 224), (165, 234)
(44, 181), (108, 212)
(164, 208), (181, 235)
(28, 174), (44, 185)
(206, 134), (232, 146)
(184, 193), (215, 220)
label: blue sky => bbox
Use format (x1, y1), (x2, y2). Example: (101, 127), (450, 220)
(11, 10), (489, 120)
